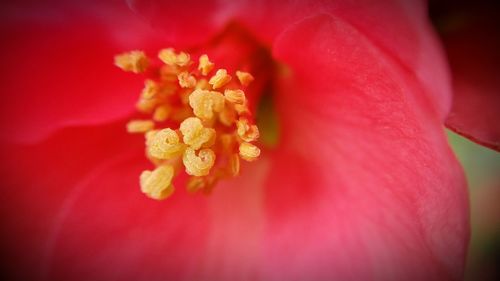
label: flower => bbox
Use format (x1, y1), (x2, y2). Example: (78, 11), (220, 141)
(430, 0), (500, 151)
(0, 0), (478, 280)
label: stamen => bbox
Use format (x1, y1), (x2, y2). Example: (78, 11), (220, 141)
(229, 153), (240, 176)
(188, 89), (225, 120)
(140, 165), (175, 200)
(209, 69), (232, 89)
(119, 47), (262, 200)
(183, 147), (216, 176)
(148, 128), (185, 159)
(180, 117), (216, 150)
(158, 48), (177, 66)
(114, 51), (149, 73)
(153, 105), (171, 122)
(236, 118), (260, 142)
(198, 54), (214, 75)
(239, 142), (260, 161)
(127, 120), (154, 133)
(141, 80), (159, 99)
(224, 89), (246, 105)
(236, 71), (254, 86)
(178, 71), (197, 88)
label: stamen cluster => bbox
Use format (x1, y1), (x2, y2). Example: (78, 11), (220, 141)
(115, 49), (260, 200)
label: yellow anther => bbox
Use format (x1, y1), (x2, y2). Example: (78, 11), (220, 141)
(183, 147), (216, 176)
(224, 89), (246, 105)
(180, 117), (216, 150)
(234, 103), (250, 115)
(127, 120), (154, 133)
(198, 54), (214, 76)
(148, 128), (185, 159)
(153, 105), (171, 122)
(239, 142), (260, 162)
(140, 165), (175, 200)
(196, 79), (210, 90)
(178, 71), (197, 88)
(114, 50), (149, 73)
(209, 69), (232, 89)
(176, 52), (191, 67)
(158, 48), (177, 66)
(158, 48), (191, 67)
(236, 71), (254, 86)
(229, 153), (240, 177)
(136, 98), (157, 113)
(188, 89), (225, 120)
(141, 80), (158, 99)
(236, 118), (260, 142)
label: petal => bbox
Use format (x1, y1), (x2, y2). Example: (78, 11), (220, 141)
(434, 2), (500, 150)
(0, 120), (146, 280)
(130, 0), (452, 119)
(262, 14), (469, 280)
(0, 117), (271, 280)
(0, 0), (166, 143)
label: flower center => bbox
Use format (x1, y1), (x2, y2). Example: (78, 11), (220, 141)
(115, 38), (267, 200)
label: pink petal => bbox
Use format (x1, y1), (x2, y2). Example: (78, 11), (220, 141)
(0, 0), (165, 143)
(262, 14), (469, 280)
(1, 13), (470, 281)
(1, 126), (271, 280)
(437, 2), (500, 150)
(130, 0), (452, 120)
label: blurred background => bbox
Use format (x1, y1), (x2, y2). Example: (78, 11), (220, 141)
(448, 132), (500, 281)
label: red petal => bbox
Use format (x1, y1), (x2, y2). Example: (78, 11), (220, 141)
(0, 1), (166, 143)
(1, 133), (272, 279)
(261, 14), (469, 279)
(0, 120), (144, 280)
(436, 2), (500, 151)
(130, 0), (452, 119)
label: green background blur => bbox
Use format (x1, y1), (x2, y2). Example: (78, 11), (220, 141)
(448, 132), (500, 280)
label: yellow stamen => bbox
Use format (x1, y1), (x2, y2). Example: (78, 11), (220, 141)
(209, 69), (232, 89)
(127, 120), (154, 133)
(180, 117), (216, 150)
(176, 52), (191, 67)
(239, 142), (260, 161)
(183, 147), (216, 176)
(153, 105), (171, 122)
(229, 153), (240, 176)
(141, 80), (159, 99)
(196, 78), (210, 90)
(236, 71), (254, 86)
(148, 128), (185, 159)
(140, 165), (175, 200)
(178, 71), (197, 88)
(198, 54), (214, 76)
(158, 48), (177, 66)
(159, 48), (191, 67)
(121, 47), (262, 200)
(224, 89), (246, 105)
(188, 89), (225, 120)
(236, 118), (260, 142)
(114, 51), (149, 73)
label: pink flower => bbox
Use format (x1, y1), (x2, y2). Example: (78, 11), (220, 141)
(2, 0), (488, 280)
